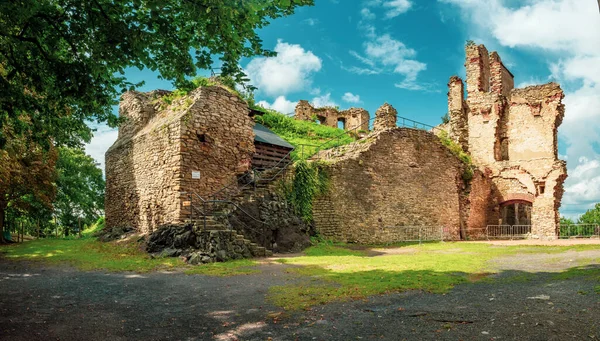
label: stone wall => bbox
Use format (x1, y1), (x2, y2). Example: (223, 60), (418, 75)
(373, 103), (398, 131)
(294, 100), (370, 131)
(105, 86), (255, 234)
(446, 43), (567, 239)
(312, 128), (465, 244)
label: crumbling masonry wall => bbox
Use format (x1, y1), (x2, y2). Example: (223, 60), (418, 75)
(105, 86), (255, 234)
(295, 100), (370, 131)
(447, 43), (567, 239)
(312, 128), (465, 244)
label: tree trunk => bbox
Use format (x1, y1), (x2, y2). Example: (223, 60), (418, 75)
(0, 204), (4, 243)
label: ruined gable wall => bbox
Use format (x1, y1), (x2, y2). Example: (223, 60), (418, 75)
(105, 86), (255, 234)
(105, 91), (184, 233)
(294, 101), (370, 131)
(312, 128), (465, 244)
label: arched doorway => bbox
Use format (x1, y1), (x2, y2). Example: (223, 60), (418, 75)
(500, 200), (532, 226)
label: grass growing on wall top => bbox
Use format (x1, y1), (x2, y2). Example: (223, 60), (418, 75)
(253, 110), (355, 159)
(437, 130), (474, 181)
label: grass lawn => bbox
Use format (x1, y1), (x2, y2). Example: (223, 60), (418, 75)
(269, 242), (600, 310)
(1, 237), (259, 276)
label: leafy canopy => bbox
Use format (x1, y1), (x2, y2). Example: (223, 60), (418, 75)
(0, 0), (313, 147)
(55, 147), (105, 234)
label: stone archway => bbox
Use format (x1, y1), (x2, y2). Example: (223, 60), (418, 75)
(499, 199), (532, 226)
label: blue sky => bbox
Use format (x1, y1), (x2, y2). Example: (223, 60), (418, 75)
(86, 0), (600, 218)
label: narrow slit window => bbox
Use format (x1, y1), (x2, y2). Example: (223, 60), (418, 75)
(197, 133), (207, 143)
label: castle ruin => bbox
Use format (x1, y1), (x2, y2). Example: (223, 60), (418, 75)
(447, 43), (566, 238)
(295, 100), (370, 131)
(105, 43), (567, 244)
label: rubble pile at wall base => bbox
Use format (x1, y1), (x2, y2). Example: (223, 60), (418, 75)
(146, 224), (259, 264)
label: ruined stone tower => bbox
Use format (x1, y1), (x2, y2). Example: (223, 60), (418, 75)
(373, 103), (398, 131)
(448, 43), (567, 239)
(294, 101), (370, 131)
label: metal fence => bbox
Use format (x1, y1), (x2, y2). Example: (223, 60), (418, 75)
(485, 225), (531, 240)
(383, 226), (454, 244)
(559, 224), (600, 239)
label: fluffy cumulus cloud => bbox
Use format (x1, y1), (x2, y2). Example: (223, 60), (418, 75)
(342, 92), (361, 103)
(347, 30), (427, 90)
(84, 123), (118, 174)
(245, 40), (322, 96)
(440, 0), (600, 217)
(256, 93), (340, 115)
(256, 96), (298, 115)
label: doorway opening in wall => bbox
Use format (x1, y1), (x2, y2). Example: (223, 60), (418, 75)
(316, 116), (326, 125)
(337, 118), (346, 130)
(500, 200), (532, 226)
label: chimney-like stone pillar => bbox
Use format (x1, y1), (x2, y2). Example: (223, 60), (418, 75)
(447, 76), (469, 151)
(374, 103), (397, 130)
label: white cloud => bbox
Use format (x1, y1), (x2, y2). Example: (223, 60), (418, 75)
(245, 40), (322, 96)
(365, 0), (413, 19)
(256, 96), (298, 115)
(383, 0), (413, 18)
(342, 92), (361, 103)
(440, 0), (600, 217)
(304, 18), (318, 26)
(347, 32), (427, 90)
(360, 8), (376, 20)
(311, 93), (338, 108)
(84, 123), (118, 174)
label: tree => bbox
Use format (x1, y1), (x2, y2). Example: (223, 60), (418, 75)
(55, 147), (105, 235)
(0, 120), (57, 242)
(0, 0), (314, 148)
(578, 203), (600, 225)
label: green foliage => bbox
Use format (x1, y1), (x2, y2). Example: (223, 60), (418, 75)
(438, 130), (474, 182)
(0, 0), (313, 149)
(466, 40), (476, 47)
(55, 147), (105, 236)
(441, 112), (450, 124)
(254, 110), (355, 159)
(577, 203), (600, 224)
(281, 160), (329, 223)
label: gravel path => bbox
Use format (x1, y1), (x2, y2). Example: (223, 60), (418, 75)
(0, 249), (599, 340)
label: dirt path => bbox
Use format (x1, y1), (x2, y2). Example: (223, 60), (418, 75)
(0, 253), (599, 340)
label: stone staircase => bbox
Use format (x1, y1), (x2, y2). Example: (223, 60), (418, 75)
(193, 212), (273, 258)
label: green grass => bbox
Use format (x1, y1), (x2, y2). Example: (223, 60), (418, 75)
(269, 242), (600, 310)
(1, 238), (259, 276)
(254, 110), (356, 159)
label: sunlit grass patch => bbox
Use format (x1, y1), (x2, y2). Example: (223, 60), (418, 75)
(269, 242), (600, 310)
(1, 238), (260, 276)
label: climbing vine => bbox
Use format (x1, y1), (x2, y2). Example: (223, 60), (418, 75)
(281, 160), (330, 223)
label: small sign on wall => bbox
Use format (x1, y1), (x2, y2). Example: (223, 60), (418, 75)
(191, 171), (201, 179)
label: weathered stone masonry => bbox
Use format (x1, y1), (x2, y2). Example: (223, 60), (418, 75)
(295, 100), (370, 131)
(312, 126), (466, 244)
(448, 43), (567, 239)
(105, 86), (255, 234)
